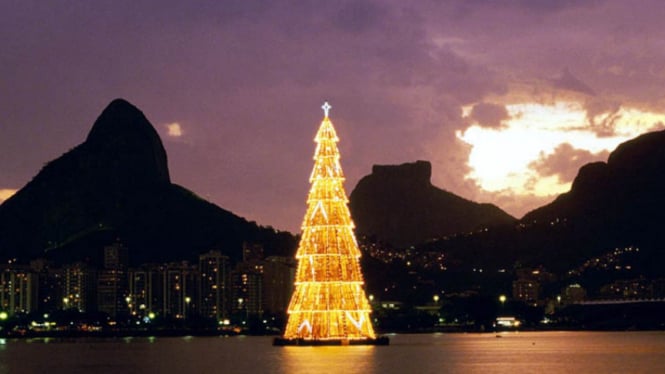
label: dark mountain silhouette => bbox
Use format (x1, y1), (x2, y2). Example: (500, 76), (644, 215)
(358, 132), (665, 306)
(420, 129), (665, 277)
(0, 99), (295, 265)
(349, 160), (516, 248)
(518, 129), (665, 271)
(524, 129), (665, 229)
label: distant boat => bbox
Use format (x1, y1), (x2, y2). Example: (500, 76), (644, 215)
(494, 316), (521, 331)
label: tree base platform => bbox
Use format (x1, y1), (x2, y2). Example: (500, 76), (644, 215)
(273, 336), (390, 346)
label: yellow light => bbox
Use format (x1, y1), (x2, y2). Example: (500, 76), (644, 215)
(282, 103), (376, 341)
(458, 101), (665, 200)
(0, 312), (7, 320)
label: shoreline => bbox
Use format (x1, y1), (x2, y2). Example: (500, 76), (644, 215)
(2, 326), (664, 340)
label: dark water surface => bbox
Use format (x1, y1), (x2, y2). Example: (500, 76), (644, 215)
(1, 331), (664, 373)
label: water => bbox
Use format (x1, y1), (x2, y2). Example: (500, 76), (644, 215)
(0, 332), (664, 373)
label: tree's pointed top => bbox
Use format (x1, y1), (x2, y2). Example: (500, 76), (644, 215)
(315, 114), (339, 143)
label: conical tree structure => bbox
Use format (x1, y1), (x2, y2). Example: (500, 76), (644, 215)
(283, 102), (376, 341)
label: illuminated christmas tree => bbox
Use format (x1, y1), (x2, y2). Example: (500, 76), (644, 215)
(277, 102), (385, 345)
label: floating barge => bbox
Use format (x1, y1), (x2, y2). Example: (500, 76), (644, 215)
(273, 336), (390, 346)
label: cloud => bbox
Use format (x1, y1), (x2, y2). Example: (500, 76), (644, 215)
(4, 0), (665, 232)
(551, 68), (596, 96)
(332, 0), (385, 34)
(458, 0), (603, 14)
(583, 99), (621, 137)
(0, 189), (17, 203)
(529, 143), (609, 183)
(468, 102), (509, 128)
(166, 123), (183, 137)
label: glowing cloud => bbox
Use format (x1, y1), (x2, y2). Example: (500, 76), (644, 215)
(0, 189), (17, 203)
(458, 101), (665, 202)
(468, 102), (509, 129)
(165, 122), (183, 137)
(530, 143), (610, 183)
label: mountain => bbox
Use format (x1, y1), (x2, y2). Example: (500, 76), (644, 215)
(420, 129), (665, 276)
(349, 160), (516, 247)
(524, 129), (665, 229)
(518, 129), (665, 271)
(0, 99), (296, 265)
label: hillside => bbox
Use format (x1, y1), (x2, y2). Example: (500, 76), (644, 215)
(0, 99), (295, 265)
(420, 130), (665, 276)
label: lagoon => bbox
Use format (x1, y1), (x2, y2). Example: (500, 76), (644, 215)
(1, 331), (664, 373)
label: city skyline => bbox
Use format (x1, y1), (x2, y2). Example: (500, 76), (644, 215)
(3, 1), (665, 233)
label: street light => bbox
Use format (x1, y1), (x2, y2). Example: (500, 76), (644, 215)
(184, 296), (191, 319)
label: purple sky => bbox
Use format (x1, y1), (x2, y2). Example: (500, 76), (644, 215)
(3, 1), (665, 233)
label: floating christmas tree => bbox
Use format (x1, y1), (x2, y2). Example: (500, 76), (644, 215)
(275, 102), (386, 346)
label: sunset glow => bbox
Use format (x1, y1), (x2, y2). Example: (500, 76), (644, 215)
(4, 1), (665, 232)
(458, 101), (665, 198)
(0, 189), (17, 203)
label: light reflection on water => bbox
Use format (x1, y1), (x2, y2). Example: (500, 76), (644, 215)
(0, 332), (663, 373)
(280, 345), (377, 374)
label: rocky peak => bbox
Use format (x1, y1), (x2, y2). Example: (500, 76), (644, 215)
(350, 160), (515, 247)
(85, 98), (170, 183)
(370, 160), (432, 186)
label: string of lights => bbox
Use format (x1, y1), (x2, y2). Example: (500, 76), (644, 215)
(282, 102), (376, 341)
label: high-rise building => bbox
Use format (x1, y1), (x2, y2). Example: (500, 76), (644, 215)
(30, 259), (63, 313)
(262, 256), (295, 315)
(512, 279), (540, 304)
(243, 243), (264, 262)
(128, 264), (162, 319)
(97, 241), (129, 317)
(198, 250), (229, 321)
(104, 241), (129, 269)
(0, 264), (37, 315)
(231, 261), (263, 321)
(562, 283), (586, 304)
(162, 262), (197, 319)
(62, 262), (97, 312)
